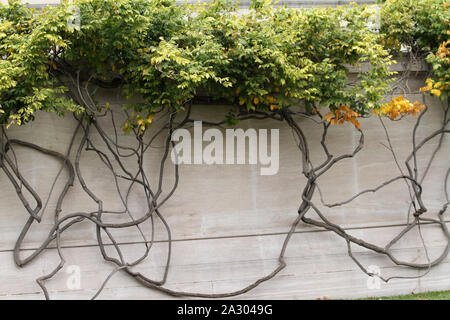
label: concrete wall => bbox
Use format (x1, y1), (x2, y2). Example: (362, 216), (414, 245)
(0, 72), (449, 299)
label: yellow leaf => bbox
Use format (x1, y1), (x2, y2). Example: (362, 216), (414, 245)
(322, 112), (333, 122)
(349, 117), (361, 129)
(431, 89), (441, 97)
(267, 95), (276, 104)
(270, 105), (279, 111)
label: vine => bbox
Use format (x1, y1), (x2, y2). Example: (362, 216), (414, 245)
(0, 0), (449, 299)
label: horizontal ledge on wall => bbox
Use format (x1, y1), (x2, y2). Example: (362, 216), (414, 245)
(346, 57), (430, 74)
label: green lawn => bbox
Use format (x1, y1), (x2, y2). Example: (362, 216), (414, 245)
(364, 290), (450, 300)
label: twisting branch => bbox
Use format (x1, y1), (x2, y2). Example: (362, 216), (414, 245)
(1, 69), (449, 300)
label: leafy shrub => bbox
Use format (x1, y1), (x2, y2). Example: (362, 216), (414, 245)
(0, 0), (83, 126)
(380, 0), (449, 54)
(380, 0), (449, 101)
(0, 0), (445, 131)
(422, 39), (450, 100)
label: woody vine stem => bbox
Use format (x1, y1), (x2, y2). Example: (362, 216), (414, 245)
(0, 58), (449, 299)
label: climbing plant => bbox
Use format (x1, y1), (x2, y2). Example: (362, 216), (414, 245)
(380, 0), (449, 99)
(0, 0), (448, 299)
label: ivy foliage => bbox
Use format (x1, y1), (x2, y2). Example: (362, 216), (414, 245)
(0, 0), (444, 130)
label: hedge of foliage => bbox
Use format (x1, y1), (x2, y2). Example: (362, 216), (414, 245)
(0, 0), (448, 132)
(381, 0), (449, 100)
